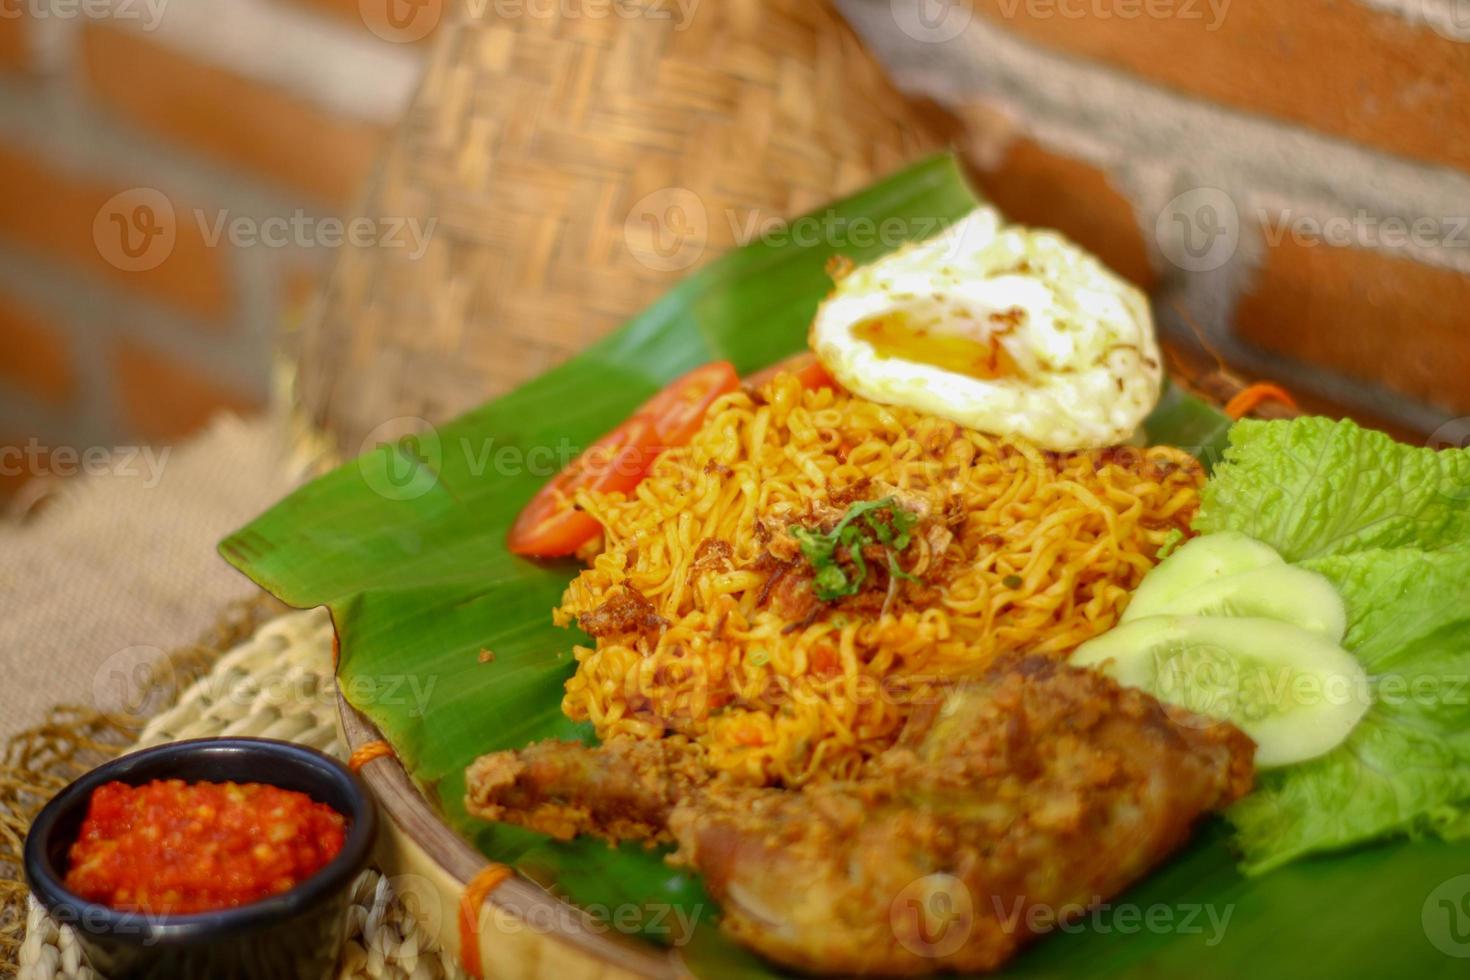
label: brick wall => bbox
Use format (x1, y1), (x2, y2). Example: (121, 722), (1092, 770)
(0, 0), (427, 503)
(846, 0), (1470, 440)
(7, 0), (1465, 510)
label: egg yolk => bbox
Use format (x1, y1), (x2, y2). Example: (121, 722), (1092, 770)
(853, 311), (1022, 381)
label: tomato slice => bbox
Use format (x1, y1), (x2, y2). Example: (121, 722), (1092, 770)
(507, 362), (739, 558)
(639, 361), (740, 447)
(507, 415), (658, 557)
(741, 351), (835, 393)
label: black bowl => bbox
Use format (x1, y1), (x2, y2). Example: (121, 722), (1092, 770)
(25, 737), (377, 980)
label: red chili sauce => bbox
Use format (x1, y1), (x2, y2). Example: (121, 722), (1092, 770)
(64, 780), (347, 914)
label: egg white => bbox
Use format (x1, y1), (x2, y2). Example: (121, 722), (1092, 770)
(808, 207), (1162, 451)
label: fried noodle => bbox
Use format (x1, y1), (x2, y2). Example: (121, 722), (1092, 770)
(557, 373), (1204, 787)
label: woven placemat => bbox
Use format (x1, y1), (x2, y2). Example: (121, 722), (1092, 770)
(14, 608), (465, 980)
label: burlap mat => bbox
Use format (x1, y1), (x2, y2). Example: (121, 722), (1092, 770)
(0, 414), (323, 745)
(7, 607), (465, 980)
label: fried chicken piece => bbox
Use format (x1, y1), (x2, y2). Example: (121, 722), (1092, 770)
(465, 735), (707, 843)
(465, 658), (1254, 975)
(673, 658), (1253, 974)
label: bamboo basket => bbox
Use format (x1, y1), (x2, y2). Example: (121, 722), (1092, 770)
(295, 0), (945, 455)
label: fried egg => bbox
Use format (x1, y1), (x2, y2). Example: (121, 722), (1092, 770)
(809, 207), (1162, 451)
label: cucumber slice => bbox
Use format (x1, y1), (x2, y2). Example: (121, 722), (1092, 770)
(1071, 616), (1372, 768)
(1124, 564), (1348, 642)
(1124, 531), (1285, 623)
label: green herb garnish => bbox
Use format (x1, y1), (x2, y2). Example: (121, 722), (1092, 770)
(791, 497), (920, 601)
(887, 554), (920, 583)
(1156, 527), (1186, 560)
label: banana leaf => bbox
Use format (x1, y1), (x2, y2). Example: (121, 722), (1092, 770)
(221, 154), (1469, 977)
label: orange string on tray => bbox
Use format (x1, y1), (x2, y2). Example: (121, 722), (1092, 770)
(1224, 382), (1298, 419)
(347, 740), (394, 772)
(458, 863), (514, 978)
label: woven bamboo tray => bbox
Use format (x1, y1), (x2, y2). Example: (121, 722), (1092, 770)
(18, 609), (464, 980)
(338, 702), (670, 980)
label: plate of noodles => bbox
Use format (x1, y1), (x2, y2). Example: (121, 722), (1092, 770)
(225, 155), (1470, 978)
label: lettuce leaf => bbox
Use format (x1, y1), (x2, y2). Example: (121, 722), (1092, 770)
(1195, 417), (1470, 561)
(1193, 417), (1470, 871)
(1229, 546), (1470, 872)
